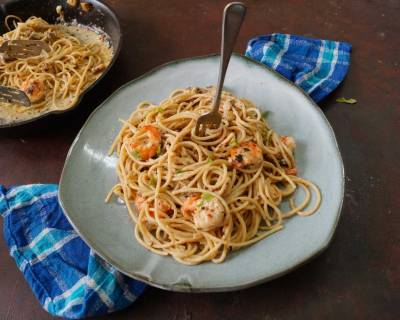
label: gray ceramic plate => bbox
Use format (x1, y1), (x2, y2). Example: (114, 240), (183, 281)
(59, 54), (344, 292)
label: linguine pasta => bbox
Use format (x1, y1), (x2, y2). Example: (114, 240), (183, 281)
(106, 87), (321, 265)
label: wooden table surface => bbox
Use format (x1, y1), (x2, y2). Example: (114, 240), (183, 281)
(1, 0), (399, 319)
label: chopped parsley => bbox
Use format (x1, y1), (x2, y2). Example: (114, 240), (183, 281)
(202, 192), (214, 202)
(149, 175), (157, 187)
(336, 97), (357, 104)
(132, 149), (141, 160)
(156, 145), (161, 156)
(207, 158), (213, 164)
(197, 192), (214, 208)
(229, 138), (239, 147)
(154, 107), (164, 113)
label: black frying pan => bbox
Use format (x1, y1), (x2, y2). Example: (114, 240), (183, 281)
(0, 0), (122, 135)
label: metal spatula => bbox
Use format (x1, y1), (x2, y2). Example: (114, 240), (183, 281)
(0, 40), (50, 60)
(0, 86), (31, 107)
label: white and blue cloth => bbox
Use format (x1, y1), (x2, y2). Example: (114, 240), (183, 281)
(245, 34), (351, 102)
(0, 184), (146, 319)
(0, 34), (351, 319)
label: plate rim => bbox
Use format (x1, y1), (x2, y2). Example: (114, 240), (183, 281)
(59, 53), (345, 292)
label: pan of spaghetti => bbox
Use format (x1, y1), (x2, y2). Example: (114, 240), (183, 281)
(59, 54), (344, 291)
(0, 0), (121, 132)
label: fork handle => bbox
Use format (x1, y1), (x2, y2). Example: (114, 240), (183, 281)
(213, 2), (247, 112)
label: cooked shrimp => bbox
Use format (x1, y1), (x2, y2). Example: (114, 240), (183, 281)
(280, 136), (296, 153)
(135, 194), (172, 220)
(20, 79), (45, 103)
(182, 194), (201, 217)
(194, 198), (224, 231)
(39, 62), (55, 73)
(284, 167), (297, 176)
(229, 141), (263, 169)
(134, 194), (147, 213)
(130, 125), (161, 160)
(182, 193), (224, 231)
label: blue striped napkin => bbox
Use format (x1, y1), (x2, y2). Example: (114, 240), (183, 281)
(245, 34), (352, 102)
(0, 184), (146, 319)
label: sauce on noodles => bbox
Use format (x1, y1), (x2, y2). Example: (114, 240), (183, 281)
(106, 86), (321, 265)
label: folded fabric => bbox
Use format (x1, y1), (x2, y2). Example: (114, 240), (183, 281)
(0, 184), (146, 319)
(245, 33), (352, 102)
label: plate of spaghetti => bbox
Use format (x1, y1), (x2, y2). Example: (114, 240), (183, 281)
(59, 54), (344, 291)
(0, 0), (121, 130)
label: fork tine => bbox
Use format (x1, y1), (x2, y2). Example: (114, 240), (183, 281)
(195, 121), (202, 136)
(200, 124), (206, 136)
(195, 120), (208, 137)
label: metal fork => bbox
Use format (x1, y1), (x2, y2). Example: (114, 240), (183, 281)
(195, 2), (246, 136)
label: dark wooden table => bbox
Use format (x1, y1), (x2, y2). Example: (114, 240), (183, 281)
(1, 0), (399, 319)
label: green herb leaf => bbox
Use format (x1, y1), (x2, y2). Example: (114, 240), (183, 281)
(261, 111), (270, 119)
(229, 138), (238, 147)
(132, 149), (141, 160)
(156, 144), (161, 156)
(154, 107), (164, 114)
(202, 192), (214, 202)
(196, 193), (215, 208)
(197, 200), (204, 208)
(336, 97), (357, 104)
(207, 158), (213, 164)
(176, 169), (184, 174)
(149, 175), (157, 187)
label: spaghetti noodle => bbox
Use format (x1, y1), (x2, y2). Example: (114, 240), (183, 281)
(0, 16), (113, 124)
(106, 87), (321, 265)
